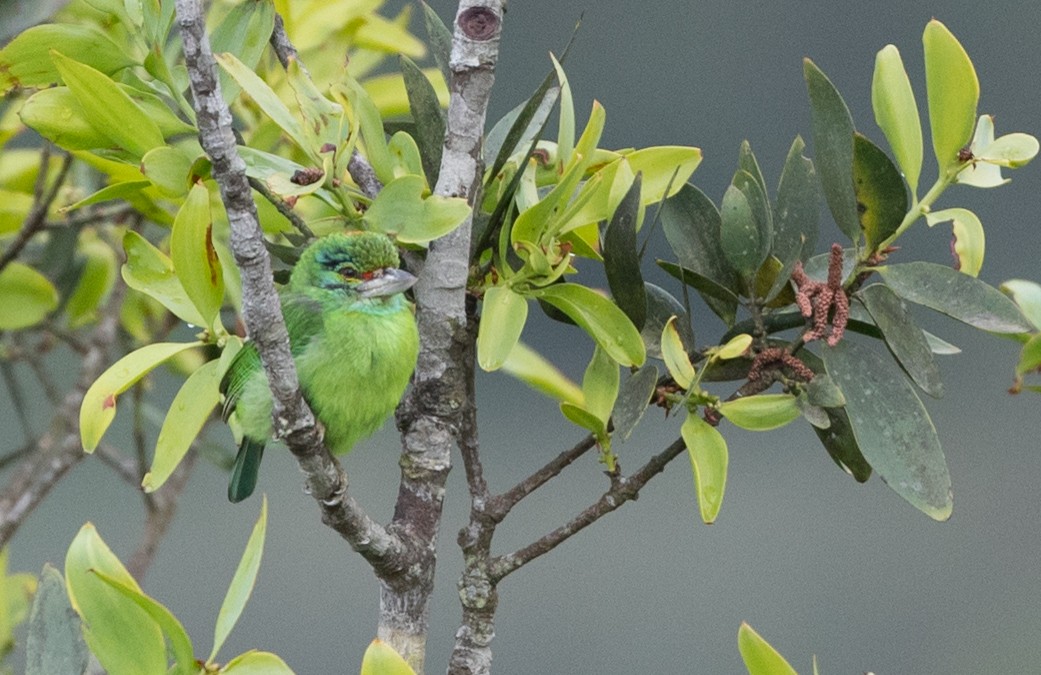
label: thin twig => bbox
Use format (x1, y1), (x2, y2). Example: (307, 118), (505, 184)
(0, 361), (34, 440)
(95, 444), (142, 487)
(490, 434), (598, 519)
(0, 150), (73, 274)
(489, 438), (687, 582)
(247, 176), (315, 239)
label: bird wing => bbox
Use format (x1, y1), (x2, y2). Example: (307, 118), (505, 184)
(219, 292), (326, 421)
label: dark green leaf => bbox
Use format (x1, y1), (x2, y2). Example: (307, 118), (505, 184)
(823, 340), (951, 520)
(603, 174), (646, 330)
(641, 282), (695, 360)
(732, 168), (773, 264)
(806, 373), (845, 408)
(858, 283), (943, 397)
(804, 58), (860, 241)
(853, 133), (907, 250)
(719, 183), (762, 282)
(612, 365), (659, 441)
(878, 262), (1033, 333)
(772, 135), (818, 283)
(421, 1), (453, 82)
(737, 140), (768, 200)
(813, 406), (873, 482)
(27, 565), (88, 675)
(657, 261), (740, 305)
(400, 55), (445, 186)
(660, 183), (739, 322)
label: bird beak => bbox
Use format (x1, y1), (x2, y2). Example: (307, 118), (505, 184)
(357, 267), (417, 298)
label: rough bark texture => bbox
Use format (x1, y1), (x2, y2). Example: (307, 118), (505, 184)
(385, 1), (505, 672)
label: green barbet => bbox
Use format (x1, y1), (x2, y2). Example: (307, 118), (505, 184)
(220, 231), (420, 502)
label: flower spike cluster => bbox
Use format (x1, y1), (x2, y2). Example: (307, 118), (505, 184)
(790, 244), (850, 347)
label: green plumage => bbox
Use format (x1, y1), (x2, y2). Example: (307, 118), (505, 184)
(221, 232), (420, 502)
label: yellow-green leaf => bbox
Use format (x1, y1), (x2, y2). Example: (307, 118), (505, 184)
(661, 315), (695, 389)
(0, 24), (133, 92)
(717, 333), (753, 361)
(222, 650), (295, 674)
(142, 359), (222, 493)
(923, 20), (978, 173)
(0, 189), (33, 235)
(581, 346), (619, 425)
(362, 174), (470, 245)
(872, 45), (922, 194)
(216, 52), (310, 155)
(719, 394), (800, 431)
(477, 286), (528, 371)
(925, 208), (984, 277)
(211, 497), (268, 662)
(360, 639), (416, 675)
(681, 413), (728, 524)
(80, 342), (202, 452)
(65, 524), (167, 675)
(65, 237), (118, 328)
(141, 146), (194, 198)
(500, 342), (584, 406)
(0, 262), (58, 330)
(122, 230), (207, 327)
(738, 623), (799, 675)
(50, 51), (164, 158)
(535, 283), (645, 367)
(171, 183), (224, 328)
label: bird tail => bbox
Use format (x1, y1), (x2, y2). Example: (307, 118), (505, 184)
(228, 438), (265, 503)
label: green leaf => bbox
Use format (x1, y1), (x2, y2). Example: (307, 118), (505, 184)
(400, 55), (446, 186)
(1016, 333), (1041, 377)
(717, 334), (753, 360)
(363, 174), (470, 245)
(823, 340), (951, 520)
(660, 184), (739, 323)
(65, 524), (167, 675)
(661, 316), (695, 389)
(733, 167), (772, 255)
(878, 262), (1033, 333)
(551, 54), (575, 169)
(581, 346), (619, 425)
(719, 394), (800, 431)
(210, 0), (275, 104)
(500, 342), (583, 406)
(681, 413), (728, 524)
(853, 133), (907, 250)
(171, 183), (224, 328)
(924, 208), (984, 277)
(122, 230), (208, 326)
(484, 79), (559, 181)
(211, 496), (268, 662)
(612, 365), (659, 442)
(90, 570), (195, 675)
(0, 189), (32, 235)
(338, 76), (394, 183)
(559, 401), (606, 436)
(80, 341), (202, 452)
(65, 237), (118, 329)
(804, 58), (860, 241)
(360, 638), (416, 675)
(222, 650), (295, 674)
(0, 262), (58, 330)
(534, 283), (646, 367)
(872, 44), (923, 194)
(719, 183), (761, 282)
(217, 52), (310, 155)
(813, 406), (872, 482)
(0, 24), (133, 92)
(640, 282), (696, 361)
(1001, 279), (1041, 330)
(738, 623), (798, 675)
(141, 146), (194, 198)
(27, 565), (88, 675)
(805, 374), (845, 408)
(923, 20), (979, 173)
(477, 286), (529, 371)
(50, 51), (164, 158)
(858, 284), (943, 398)
(421, 1), (452, 81)
(603, 173), (646, 329)
(656, 260), (741, 307)
(142, 359), (222, 492)
(773, 135), (818, 277)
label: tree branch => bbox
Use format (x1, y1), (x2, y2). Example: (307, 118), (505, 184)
(174, 0), (404, 568)
(0, 148), (72, 274)
(489, 438), (688, 582)
(489, 434), (598, 519)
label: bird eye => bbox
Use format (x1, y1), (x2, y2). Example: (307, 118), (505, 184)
(338, 264), (359, 279)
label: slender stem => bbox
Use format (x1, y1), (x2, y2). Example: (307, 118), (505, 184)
(491, 434), (597, 518)
(489, 438), (687, 582)
(0, 150), (73, 274)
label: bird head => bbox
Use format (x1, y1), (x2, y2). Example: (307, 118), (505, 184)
(290, 232), (417, 301)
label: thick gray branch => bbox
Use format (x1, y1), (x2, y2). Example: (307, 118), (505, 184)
(174, 0), (402, 567)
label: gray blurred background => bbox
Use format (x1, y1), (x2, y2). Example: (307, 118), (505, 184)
(6, 1), (1041, 673)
